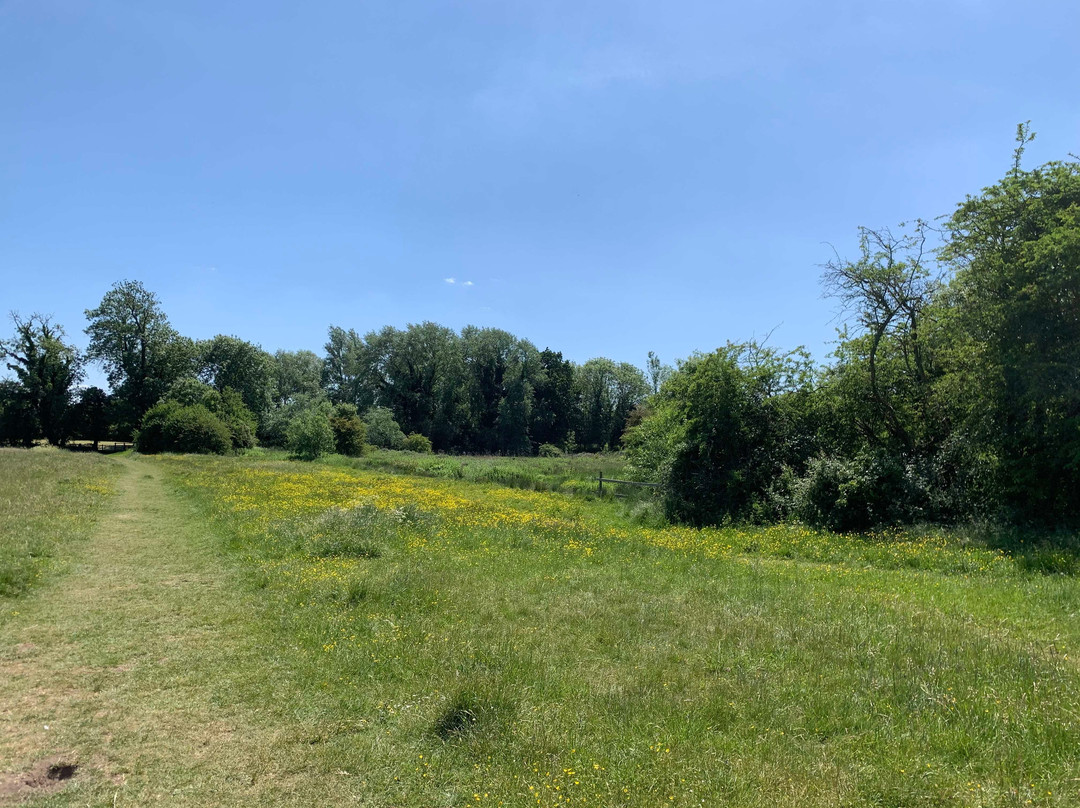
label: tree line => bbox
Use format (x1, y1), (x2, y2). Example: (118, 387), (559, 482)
(0, 286), (654, 457)
(624, 126), (1080, 529)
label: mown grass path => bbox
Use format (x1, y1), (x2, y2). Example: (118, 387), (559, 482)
(0, 457), (355, 806)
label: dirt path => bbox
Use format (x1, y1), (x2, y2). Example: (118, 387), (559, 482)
(0, 457), (345, 806)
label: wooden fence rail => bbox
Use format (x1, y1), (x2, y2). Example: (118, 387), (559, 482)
(64, 442), (132, 454)
(598, 473), (660, 497)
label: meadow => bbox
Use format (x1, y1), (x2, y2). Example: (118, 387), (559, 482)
(0, 448), (116, 608)
(248, 447), (630, 496)
(148, 453), (1080, 807)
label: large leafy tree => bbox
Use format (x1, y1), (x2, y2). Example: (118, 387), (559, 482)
(460, 326), (538, 453)
(627, 343), (815, 525)
(273, 349), (323, 406)
(382, 322), (464, 449)
(530, 349), (577, 450)
(575, 358), (650, 451)
(322, 326), (368, 407)
(197, 335), (275, 417)
(84, 280), (195, 433)
(1, 313), (83, 445)
(940, 125), (1080, 520)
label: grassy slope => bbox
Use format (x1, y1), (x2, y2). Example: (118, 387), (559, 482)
(2, 451), (1078, 807)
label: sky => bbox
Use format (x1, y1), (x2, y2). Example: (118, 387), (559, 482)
(2, 0), (1079, 388)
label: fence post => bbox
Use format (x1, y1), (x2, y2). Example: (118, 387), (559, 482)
(598, 472), (603, 497)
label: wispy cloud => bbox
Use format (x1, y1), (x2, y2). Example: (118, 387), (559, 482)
(463, 280), (474, 287)
(444, 277), (456, 284)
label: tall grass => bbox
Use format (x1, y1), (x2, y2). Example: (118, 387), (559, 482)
(248, 446), (630, 496)
(156, 454), (1080, 807)
(0, 448), (117, 605)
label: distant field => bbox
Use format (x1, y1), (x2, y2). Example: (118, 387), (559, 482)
(249, 447), (633, 497)
(0, 448), (117, 606)
(153, 453), (1080, 807)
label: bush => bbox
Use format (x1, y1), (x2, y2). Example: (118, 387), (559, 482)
(257, 394), (328, 448)
(537, 443), (563, 458)
(158, 380), (256, 450)
(363, 407), (406, 450)
(133, 401), (178, 454)
(330, 404), (367, 456)
(794, 451), (924, 532)
(164, 405), (234, 455)
(134, 401), (231, 455)
(197, 387), (256, 450)
(403, 432), (433, 453)
(287, 408), (336, 460)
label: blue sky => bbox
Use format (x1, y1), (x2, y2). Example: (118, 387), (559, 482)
(2, 0), (1078, 386)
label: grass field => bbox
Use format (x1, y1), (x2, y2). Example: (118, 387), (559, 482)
(2, 450), (1078, 806)
(0, 448), (117, 608)
(162, 455), (1079, 807)
(249, 447), (631, 497)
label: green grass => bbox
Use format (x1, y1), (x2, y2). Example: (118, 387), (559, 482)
(157, 455), (1080, 807)
(0, 447), (117, 607)
(247, 446), (631, 496)
(3, 449), (1078, 806)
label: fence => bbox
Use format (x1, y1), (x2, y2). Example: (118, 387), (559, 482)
(597, 473), (660, 498)
(65, 442), (133, 454)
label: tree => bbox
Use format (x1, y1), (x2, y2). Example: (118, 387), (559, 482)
(575, 358), (649, 451)
(939, 124), (1080, 520)
(68, 386), (113, 449)
(821, 221), (942, 456)
(273, 349), (323, 405)
(459, 327), (539, 453)
(381, 323), (464, 450)
(531, 349), (576, 450)
(287, 407), (336, 460)
(84, 281), (195, 433)
(322, 326), (368, 406)
(0, 379), (36, 447)
(197, 335), (275, 418)
(1, 313), (83, 445)
(646, 351), (674, 394)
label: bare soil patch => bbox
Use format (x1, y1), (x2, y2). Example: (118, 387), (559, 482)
(0, 757), (78, 804)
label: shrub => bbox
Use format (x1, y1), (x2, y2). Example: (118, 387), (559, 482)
(287, 408), (335, 460)
(330, 404), (367, 456)
(205, 387), (257, 450)
(363, 407), (406, 450)
(403, 432), (433, 453)
(134, 401), (231, 455)
(133, 400), (180, 454)
(164, 405), (233, 455)
(794, 451), (924, 532)
(537, 443), (563, 458)
(257, 394), (328, 448)
(158, 380), (256, 450)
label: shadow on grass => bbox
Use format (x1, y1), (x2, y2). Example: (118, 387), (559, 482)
(971, 523), (1080, 574)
